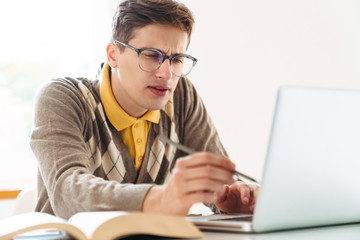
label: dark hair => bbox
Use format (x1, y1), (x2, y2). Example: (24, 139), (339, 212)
(111, 0), (194, 47)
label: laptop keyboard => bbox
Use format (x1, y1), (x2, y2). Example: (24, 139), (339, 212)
(211, 215), (253, 222)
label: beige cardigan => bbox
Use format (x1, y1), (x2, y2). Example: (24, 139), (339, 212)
(30, 67), (227, 219)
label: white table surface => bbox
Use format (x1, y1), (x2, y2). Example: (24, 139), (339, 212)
(200, 223), (360, 240)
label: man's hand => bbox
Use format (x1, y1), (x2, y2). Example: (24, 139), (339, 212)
(215, 181), (259, 214)
(142, 152), (236, 215)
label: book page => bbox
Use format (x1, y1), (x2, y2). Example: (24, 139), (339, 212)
(0, 212), (87, 240)
(68, 211), (128, 239)
(91, 212), (203, 240)
(0, 213), (65, 236)
(68, 211), (203, 240)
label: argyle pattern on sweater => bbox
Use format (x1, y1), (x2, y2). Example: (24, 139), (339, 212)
(77, 79), (179, 184)
(31, 70), (227, 217)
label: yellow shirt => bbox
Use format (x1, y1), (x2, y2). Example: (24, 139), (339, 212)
(99, 63), (160, 170)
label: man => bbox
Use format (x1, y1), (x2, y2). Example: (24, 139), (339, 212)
(31, 0), (258, 220)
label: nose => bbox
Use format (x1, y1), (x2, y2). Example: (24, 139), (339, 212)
(155, 58), (172, 80)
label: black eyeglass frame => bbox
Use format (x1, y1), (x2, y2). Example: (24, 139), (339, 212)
(114, 40), (197, 76)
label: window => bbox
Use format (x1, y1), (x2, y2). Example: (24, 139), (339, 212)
(0, 0), (115, 190)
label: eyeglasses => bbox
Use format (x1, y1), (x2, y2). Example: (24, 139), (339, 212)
(114, 40), (197, 77)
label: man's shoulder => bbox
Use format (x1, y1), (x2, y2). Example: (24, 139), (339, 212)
(173, 76), (197, 99)
(34, 76), (102, 112)
(37, 77), (100, 99)
(176, 76), (193, 89)
(43, 76), (98, 91)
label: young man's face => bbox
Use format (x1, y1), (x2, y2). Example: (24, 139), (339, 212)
(109, 24), (189, 117)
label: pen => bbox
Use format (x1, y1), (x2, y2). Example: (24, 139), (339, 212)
(158, 135), (258, 183)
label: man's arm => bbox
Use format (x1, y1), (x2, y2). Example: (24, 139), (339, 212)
(31, 79), (153, 219)
(147, 77), (258, 214)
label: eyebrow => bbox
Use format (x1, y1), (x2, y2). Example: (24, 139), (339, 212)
(140, 46), (184, 56)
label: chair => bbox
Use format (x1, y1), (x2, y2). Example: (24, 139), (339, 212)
(12, 185), (37, 215)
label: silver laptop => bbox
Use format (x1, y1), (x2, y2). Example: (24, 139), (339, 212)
(188, 86), (360, 232)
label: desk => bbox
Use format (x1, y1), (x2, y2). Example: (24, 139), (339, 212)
(200, 223), (360, 240)
(188, 203), (360, 239)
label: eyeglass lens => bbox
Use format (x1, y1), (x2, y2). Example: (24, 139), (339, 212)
(139, 49), (194, 76)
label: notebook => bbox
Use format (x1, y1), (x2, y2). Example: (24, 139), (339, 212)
(188, 86), (360, 232)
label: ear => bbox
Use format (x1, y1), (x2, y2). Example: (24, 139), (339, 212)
(107, 43), (119, 68)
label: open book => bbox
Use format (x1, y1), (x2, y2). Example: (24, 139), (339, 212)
(0, 211), (203, 240)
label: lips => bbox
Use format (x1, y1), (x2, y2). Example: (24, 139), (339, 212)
(148, 85), (170, 96)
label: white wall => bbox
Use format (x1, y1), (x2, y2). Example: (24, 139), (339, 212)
(3, 0), (358, 185)
(180, 0), (360, 180)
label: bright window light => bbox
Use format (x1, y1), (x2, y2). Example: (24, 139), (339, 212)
(0, 0), (114, 189)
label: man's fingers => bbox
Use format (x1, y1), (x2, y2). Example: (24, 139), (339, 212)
(166, 152), (242, 212)
(230, 182), (251, 205)
(181, 179), (224, 194)
(240, 184), (251, 205)
(216, 184), (229, 203)
(186, 191), (217, 205)
(183, 165), (234, 184)
(251, 185), (260, 205)
(176, 152), (235, 172)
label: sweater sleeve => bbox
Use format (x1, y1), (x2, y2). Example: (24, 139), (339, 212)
(176, 77), (228, 157)
(30, 79), (153, 219)
(174, 78), (229, 213)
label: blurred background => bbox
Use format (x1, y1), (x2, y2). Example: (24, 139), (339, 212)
(1, 0), (360, 217)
